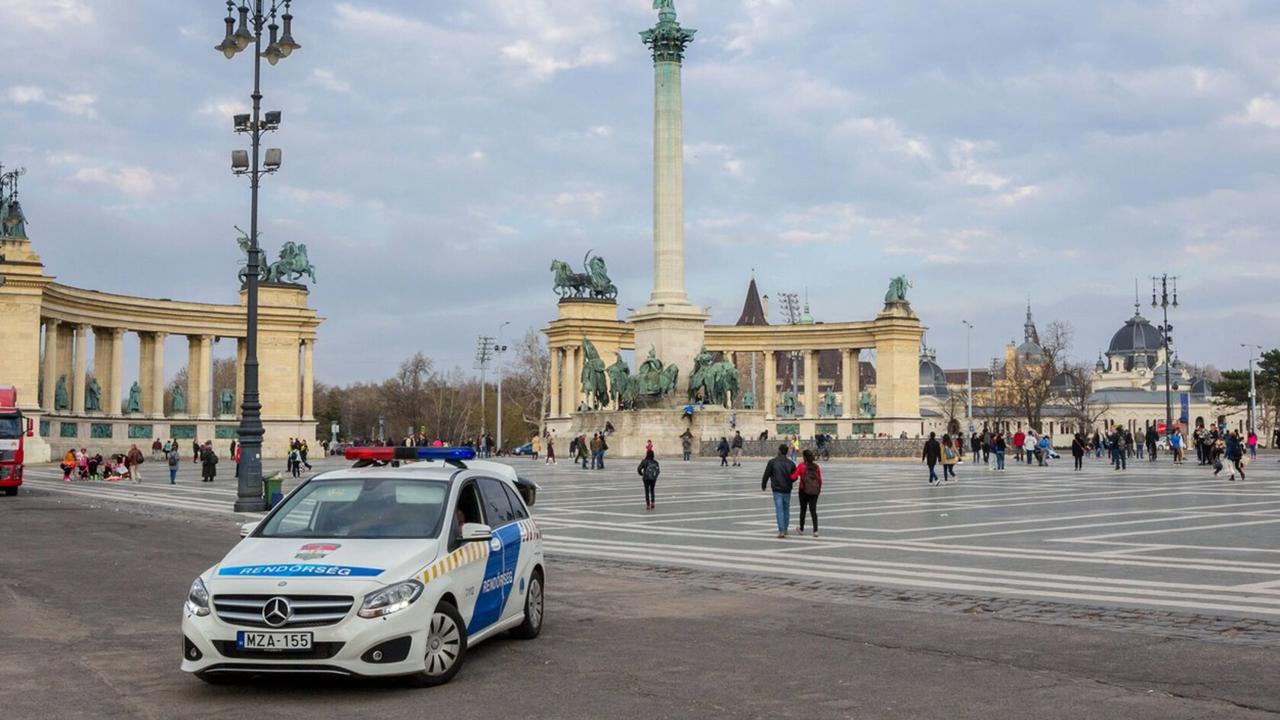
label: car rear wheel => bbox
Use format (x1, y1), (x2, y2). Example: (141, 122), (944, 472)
(412, 602), (467, 687)
(3, 487), (17, 496)
(510, 569), (544, 639)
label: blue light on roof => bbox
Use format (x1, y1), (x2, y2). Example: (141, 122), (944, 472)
(413, 447), (476, 461)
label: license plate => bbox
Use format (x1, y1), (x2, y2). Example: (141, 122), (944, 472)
(236, 631), (313, 651)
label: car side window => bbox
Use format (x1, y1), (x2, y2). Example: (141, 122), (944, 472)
(477, 478), (517, 527)
(501, 483), (529, 520)
(449, 482), (484, 551)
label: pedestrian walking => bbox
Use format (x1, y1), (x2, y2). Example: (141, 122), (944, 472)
(717, 437), (730, 467)
(731, 431), (744, 467)
(761, 444), (797, 538)
(994, 432), (1006, 470)
(941, 433), (958, 481)
(168, 447), (180, 484)
(200, 443), (218, 483)
(680, 430), (693, 462)
(922, 432), (942, 485)
(192, 439), (201, 464)
(531, 434), (541, 461)
(545, 435), (556, 464)
(1071, 433), (1085, 471)
(1012, 428), (1025, 463)
(1226, 430), (1246, 481)
(126, 443), (145, 483)
(1170, 427), (1184, 464)
(637, 450), (660, 510)
(791, 449), (822, 536)
(1247, 429), (1258, 460)
(151, 438), (163, 461)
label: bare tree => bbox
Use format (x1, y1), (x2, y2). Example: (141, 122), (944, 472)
(1055, 362), (1110, 434)
(1007, 320), (1073, 433)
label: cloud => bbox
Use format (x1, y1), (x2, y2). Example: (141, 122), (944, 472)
(1235, 96), (1280, 128)
(491, 0), (620, 79)
(7, 85), (95, 117)
(280, 186), (353, 206)
(73, 166), (164, 198)
(198, 98), (248, 119)
(0, 0), (92, 31)
(685, 142), (748, 179)
(835, 117), (932, 160)
(309, 69), (352, 94)
(552, 190), (605, 217)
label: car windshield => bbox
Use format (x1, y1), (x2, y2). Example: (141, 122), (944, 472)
(0, 416), (21, 439)
(257, 477), (449, 539)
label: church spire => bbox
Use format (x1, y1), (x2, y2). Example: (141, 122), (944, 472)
(1023, 300), (1039, 345)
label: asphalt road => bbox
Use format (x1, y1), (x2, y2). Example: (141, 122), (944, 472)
(2, 490), (1278, 719)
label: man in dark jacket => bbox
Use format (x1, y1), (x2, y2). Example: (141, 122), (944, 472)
(761, 444), (796, 538)
(922, 432), (942, 485)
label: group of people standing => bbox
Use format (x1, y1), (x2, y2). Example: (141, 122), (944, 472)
(568, 431), (609, 469)
(59, 439), (221, 484)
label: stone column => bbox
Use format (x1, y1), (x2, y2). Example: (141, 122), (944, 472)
(843, 349), (860, 417)
(561, 346), (577, 414)
(803, 350), (818, 418)
(198, 336), (213, 417)
(71, 324), (88, 414)
(42, 319), (60, 411)
(56, 324), (74, 393)
(93, 328), (116, 413)
(138, 333), (155, 414)
(109, 330), (124, 415)
(548, 346), (562, 417)
(301, 339), (314, 420)
(234, 337), (246, 416)
(763, 350), (776, 418)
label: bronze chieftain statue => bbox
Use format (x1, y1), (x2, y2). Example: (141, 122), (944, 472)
(606, 356), (637, 409)
(687, 346), (740, 407)
(884, 275), (911, 305)
(580, 338), (610, 410)
(636, 346), (679, 398)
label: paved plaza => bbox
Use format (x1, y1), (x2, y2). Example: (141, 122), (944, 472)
(19, 452), (1280, 631)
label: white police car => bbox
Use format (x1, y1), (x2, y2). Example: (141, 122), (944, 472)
(181, 447), (544, 686)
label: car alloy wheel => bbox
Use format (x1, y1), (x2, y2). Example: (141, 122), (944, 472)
(425, 609), (463, 676)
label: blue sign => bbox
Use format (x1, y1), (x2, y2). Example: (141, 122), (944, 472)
(1180, 393), (1190, 426)
(217, 563), (384, 578)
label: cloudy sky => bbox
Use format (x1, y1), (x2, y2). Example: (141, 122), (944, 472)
(3, 0), (1278, 384)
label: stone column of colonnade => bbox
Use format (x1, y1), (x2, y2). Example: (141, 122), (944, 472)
(137, 332), (166, 416)
(92, 327), (122, 414)
(301, 339), (314, 420)
(187, 335), (214, 418)
(69, 325), (88, 414)
(803, 350), (818, 417)
(842, 349), (860, 417)
(41, 318), (60, 410)
(548, 346), (562, 417)
(763, 350), (776, 418)
(55, 323), (74, 404)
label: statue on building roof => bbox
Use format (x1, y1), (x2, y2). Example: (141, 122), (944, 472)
(0, 164), (29, 239)
(265, 241), (317, 284)
(884, 275), (911, 305)
(550, 251), (617, 301)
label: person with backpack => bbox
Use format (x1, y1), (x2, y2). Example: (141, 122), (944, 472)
(637, 450), (660, 510)
(168, 446), (180, 484)
(126, 443), (145, 484)
(761, 444), (797, 538)
(790, 449), (823, 536)
(922, 432), (942, 485)
(200, 443), (218, 483)
(941, 433), (958, 481)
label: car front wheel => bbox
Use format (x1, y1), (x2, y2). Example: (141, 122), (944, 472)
(412, 601), (467, 687)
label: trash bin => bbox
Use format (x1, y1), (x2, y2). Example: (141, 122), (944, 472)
(263, 473), (284, 508)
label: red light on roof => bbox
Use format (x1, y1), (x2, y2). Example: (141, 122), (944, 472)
(344, 447), (395, 461)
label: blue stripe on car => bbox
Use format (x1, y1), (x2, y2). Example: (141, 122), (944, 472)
(467, 523), (522, 634)
(217, 564), (384, 577)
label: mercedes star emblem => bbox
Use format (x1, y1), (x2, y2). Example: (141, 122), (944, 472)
(262, 597), (292, 627)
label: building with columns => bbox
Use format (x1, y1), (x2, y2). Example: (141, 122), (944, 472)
(0, 225), (320, 462)
(541, 2), (925, 455)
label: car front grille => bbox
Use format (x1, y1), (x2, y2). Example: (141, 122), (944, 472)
(212, 595), (354, 628)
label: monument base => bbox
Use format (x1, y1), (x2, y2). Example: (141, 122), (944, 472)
(629, 303), (709, 398)
(547, 407), (767, 459)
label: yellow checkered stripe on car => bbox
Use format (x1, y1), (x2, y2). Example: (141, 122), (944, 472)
(516, 518), (541, 542)
(420, 540), (489, 584)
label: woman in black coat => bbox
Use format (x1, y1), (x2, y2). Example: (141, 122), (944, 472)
(1070, 433), (1086, 471)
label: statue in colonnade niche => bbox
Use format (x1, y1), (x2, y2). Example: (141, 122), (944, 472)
(54, 375), (69, 411)
(821, 390), (838, 417)
(85, 378), (102, 412)
(218, 389), (236, 416)
(741, 390), (755, 410)
(781, 390), (797, 418)
(172, 385), (187, 414)
(126, 382), (143, 414)
(859, 390), (876, 418)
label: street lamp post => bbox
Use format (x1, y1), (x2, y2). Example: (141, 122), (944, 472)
(1243, 344), (1262, 434)
(962, 321), (974, 432)
(496, 322), (510, 453)
(1151, 274), (1178, 437)
(214, 0), (302, 512)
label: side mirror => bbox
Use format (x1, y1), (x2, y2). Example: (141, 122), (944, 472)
(461, 523), (492, 542)
(26, 418), (34, 437)
(239, 520), (260, 538)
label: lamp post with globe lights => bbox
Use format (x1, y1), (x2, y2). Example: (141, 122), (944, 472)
(214, 0), (302, 512)
(1151, 274), (1178, 438)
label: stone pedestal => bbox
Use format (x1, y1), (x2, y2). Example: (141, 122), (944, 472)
(630, 304), (709, 398)
(553, 407), (766, 459)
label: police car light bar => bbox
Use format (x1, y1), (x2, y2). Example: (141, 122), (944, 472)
(344, 446), (477, 463)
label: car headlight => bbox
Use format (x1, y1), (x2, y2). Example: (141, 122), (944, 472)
(185, 577), (211, 617)
(358, 580), (423, 619)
